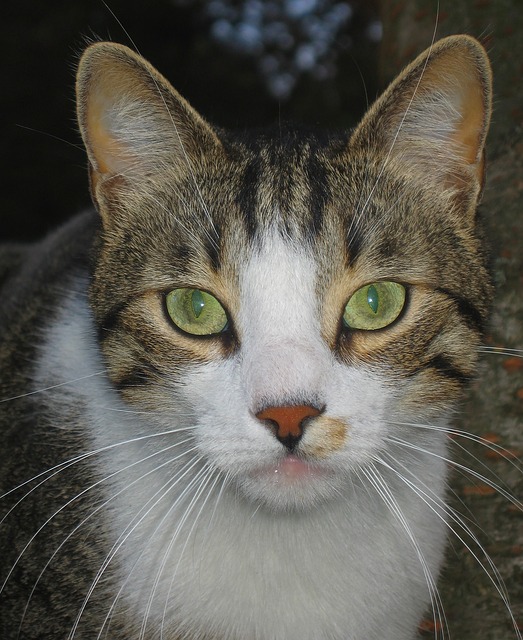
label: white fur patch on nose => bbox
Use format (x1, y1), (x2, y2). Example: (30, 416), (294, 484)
(238, 231), (331, 406)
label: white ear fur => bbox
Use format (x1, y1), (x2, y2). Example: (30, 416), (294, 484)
(76, 42), (221, 181)
(352, 35), (492, 195)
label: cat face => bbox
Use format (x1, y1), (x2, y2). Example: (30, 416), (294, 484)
(76, 37), (492, 514)
(0, 35), (506, 640)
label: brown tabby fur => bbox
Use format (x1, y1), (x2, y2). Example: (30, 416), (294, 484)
(0, 35), (501, 640)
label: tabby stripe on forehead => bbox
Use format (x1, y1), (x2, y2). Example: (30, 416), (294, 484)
(237, 156), (262, 240)
(345, 224), (364, 266)
(204, 221), (222, 272)
(305, 153), (329, 238)
(436, 287), (484, 333)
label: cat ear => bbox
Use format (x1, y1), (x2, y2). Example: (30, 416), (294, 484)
(351, 35), (492, 203)
(76, 42), (222, 196)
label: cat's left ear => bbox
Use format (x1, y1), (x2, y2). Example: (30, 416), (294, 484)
(351, 35), (492, 206)
(76, 42), (223, 209)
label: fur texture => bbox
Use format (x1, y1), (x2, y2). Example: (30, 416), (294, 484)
(0, 36), (496, 639)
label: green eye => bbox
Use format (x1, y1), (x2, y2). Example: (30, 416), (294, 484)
(165, 288), (228, 336)
(343, 282), (406, 330)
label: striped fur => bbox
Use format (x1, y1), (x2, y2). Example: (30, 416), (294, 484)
(0, 36), (499, 640)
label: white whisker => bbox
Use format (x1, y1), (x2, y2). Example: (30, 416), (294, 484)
(0, 371), (104, 404)
(0, 425), (197, 508)
(1, 435), (196, 601)
(361, 462), (448, 639)
(376, 448), (522, 640)
(479, 346), (523, 358)
(139, 462), (216, 639)
(159, 467), (222, 640)
(89, 453), (206, 640)
(388, 423), (523, 510)
(17, 436), (196, 637)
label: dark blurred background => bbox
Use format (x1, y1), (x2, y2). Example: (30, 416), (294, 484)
(0, 0), (380, 242)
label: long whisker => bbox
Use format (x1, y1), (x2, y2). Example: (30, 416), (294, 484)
(158, 467), (222, 640)
(17, 436), (196, 637)
(360, 463), (448, 639)
(387, 429), (522, 510)
(0, 425), (196, 515)
(139, 462), (216, 639)
(100, 1), (219, 250)
(1, 433), (196, 599)
(88, 454), (207, 640)
(479, 346), (523, 358)
(142, 188), (215, 251)
(377, 448), (523, 640)
(0, 371), (104, 404)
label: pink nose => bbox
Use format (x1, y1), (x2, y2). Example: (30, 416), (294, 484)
(256, 404), (321, 448)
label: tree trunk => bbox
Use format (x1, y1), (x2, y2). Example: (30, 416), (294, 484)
(378, 2), (523, 638)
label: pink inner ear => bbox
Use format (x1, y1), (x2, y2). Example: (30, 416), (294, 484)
(86, 97), (135, 176)
(420, 53), (488, 169)
(452, 80), (486, 166)
(348, 37), (491, 197)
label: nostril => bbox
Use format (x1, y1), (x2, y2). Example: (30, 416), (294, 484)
(256, 404), (322, 449)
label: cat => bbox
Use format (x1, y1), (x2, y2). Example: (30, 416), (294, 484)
(0, 33), (517, 639)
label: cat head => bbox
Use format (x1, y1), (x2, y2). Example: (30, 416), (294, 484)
(76, 36), (492, 511)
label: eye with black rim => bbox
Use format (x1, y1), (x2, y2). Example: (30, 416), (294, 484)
(342, 281), (407, 331)
(165, 288), (229, 336)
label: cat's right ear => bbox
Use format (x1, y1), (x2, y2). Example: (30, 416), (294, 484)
(76, 42), (222, 217)
(350, 35), (492, 212)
